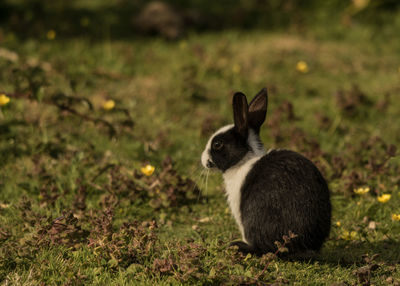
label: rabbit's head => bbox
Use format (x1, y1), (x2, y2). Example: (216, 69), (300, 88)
(201, 88), (268, 172)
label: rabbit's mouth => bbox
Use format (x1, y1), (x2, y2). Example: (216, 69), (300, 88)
(201, 148), (216, 169)
(205, 159), (216, 169)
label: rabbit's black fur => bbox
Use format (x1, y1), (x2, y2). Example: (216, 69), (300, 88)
(201, 88), (331, 256)
(240, 149), (331, 255)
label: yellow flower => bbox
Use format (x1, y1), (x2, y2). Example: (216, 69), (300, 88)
(296, 61), (308, 73)
(0, 94), (10, 106)
(340, 230), (357, 241)
(47, 30), (56, 40)
(354, 186), (370, 195)
(392, 214), (400, 221)
(141, 164), (155, 176)
(336, 221), (341, 227)
(232, 63), (241, 74)
(102, 100), (115, 111)
(377, 194), (391, 203)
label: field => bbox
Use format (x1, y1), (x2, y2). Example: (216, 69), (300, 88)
(1, 15), (400, 285)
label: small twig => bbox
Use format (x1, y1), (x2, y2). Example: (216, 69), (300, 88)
(92, 164), (116, 182)
(52, 222), (67, 227)
(255, 251), (280, 280)
(149, 179), (161, 189)
(255, 232), (297, 280)
(53, 102), (117, 137)
(88, 182), (104, 191)
(52, 93), (94, 110)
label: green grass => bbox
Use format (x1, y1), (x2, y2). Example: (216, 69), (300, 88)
(1, 25), (400, 285)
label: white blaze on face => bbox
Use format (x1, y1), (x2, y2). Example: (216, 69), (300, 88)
(201, 124), (234, 168)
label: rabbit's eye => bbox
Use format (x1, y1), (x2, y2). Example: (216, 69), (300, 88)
(212, 141), (223, 150)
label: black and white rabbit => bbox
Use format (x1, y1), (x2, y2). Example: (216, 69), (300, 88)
(201, 88), (331, 256)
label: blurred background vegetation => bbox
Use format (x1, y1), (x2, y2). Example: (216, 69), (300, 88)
(1, 0), (400, 41)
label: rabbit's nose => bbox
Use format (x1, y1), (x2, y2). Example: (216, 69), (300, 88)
(206, 160), (216, 168)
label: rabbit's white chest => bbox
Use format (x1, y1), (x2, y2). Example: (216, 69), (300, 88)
(223, 156), (263, 243)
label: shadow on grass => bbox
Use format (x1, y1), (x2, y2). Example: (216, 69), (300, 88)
(318, 239), (400, 266)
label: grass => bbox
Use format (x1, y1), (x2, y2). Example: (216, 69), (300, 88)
(1, 24), (400, 285)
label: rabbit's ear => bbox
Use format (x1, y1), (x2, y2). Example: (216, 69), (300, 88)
(248, 88), (268, 133)
(233, 92), (249, 138)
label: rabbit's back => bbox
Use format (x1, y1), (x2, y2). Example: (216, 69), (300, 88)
(240, 149), (331, 254)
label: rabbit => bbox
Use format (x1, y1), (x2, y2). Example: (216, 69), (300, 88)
(201, 88), (331, 256)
